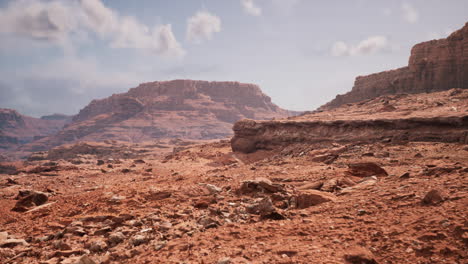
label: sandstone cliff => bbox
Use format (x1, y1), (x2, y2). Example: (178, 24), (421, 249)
(23, 80), (296, 152)
(322, 22), (468, 109)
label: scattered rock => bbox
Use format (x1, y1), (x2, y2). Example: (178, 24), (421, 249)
(198, 183), (222, 194)
(96, 160), (105, 166)
(130, 235), (148, 246)
(61, 255), (96, 264)
(238, 178), (285, 194)
(0, 238), (29, 248)
(297, 181), (323, 191)
(399, 172), (410, 179)
(321, 178), (340, 192)
(246, 197), (275, 215)
(144, 189), (172, 200)
(217, 257), (232, 264)
(107, 232), (126, 247)
(311, 154), (338, 164)
(292, 190), (336, 209)
(198, 217), (220, 229)
(85, 239), (107, 253)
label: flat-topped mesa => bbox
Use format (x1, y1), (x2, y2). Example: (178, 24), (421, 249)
(322, 22), (468, 109)
(127, 80), (275, 109)
(73, 80), (280, 123)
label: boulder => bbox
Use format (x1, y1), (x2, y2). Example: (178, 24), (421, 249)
(12, 190), (49, 212)
(347, 163), (388, 177)
(344, 246), (378, 264)
(422, 189), (444, 205)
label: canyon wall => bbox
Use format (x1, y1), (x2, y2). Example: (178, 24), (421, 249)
(322, 22), (468, 109)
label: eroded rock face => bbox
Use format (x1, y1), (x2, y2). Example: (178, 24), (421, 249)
(231, 89), (468, 154)
(23, 80), (296, 152)
(231, 116), (468, 153)
(323, 23), (468, 109)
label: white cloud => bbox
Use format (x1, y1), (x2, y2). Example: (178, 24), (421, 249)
(402, 3), (419, 24)
(186, 11), (221, 44)
(241, 0), (262, 16)
(0, 0), (185, 57)
(0, 0), (78, 42)
(331, 41), (349, 57)
(331, 36), (389, 57)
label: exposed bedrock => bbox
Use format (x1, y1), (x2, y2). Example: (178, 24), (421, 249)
(231, 117), (468, 153)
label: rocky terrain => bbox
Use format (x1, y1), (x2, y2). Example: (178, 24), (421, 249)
(19, 80), (295, 155)
(0, 89), (466, 264)
(322, 22), (468, 109)
(0, 109), (71, 157)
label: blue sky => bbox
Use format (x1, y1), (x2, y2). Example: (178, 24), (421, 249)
(0, 0), (466, 117)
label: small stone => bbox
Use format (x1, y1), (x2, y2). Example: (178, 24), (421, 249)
(357, 209), (367, 216)
(61, 255), (96, 264)
(107, 232), (125, 246)
(52, 240), (72, 250)
(217, 257), (232, 264)
(154, 240), (167, 251)
(131, 235), (148, 246)
(158, 222), (172, 232)
(93, 226), (112, 236)
(97, 160), (105, 166)
(238, 178), (285, 194)
(108, 195), (126, 203)
(246, 197), (275, 215)
(86, 239), (107, 252)
(399, 172), (410, 179)
(199, 183), (222, 194)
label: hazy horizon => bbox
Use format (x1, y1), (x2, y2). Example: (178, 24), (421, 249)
(0, 0), (467, 117)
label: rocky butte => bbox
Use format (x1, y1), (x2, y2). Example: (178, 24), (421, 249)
(322, 22), (467, 109)
(22, 80), (296, 153)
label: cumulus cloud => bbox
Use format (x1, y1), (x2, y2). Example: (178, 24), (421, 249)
(0, 0), (185, 57)
(0, 0), (78, 42)
(186, 11), (221, 44)
(331, 36), (389, 57)
(402, 3), (419, 24)
(241, 0), (262, 16)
